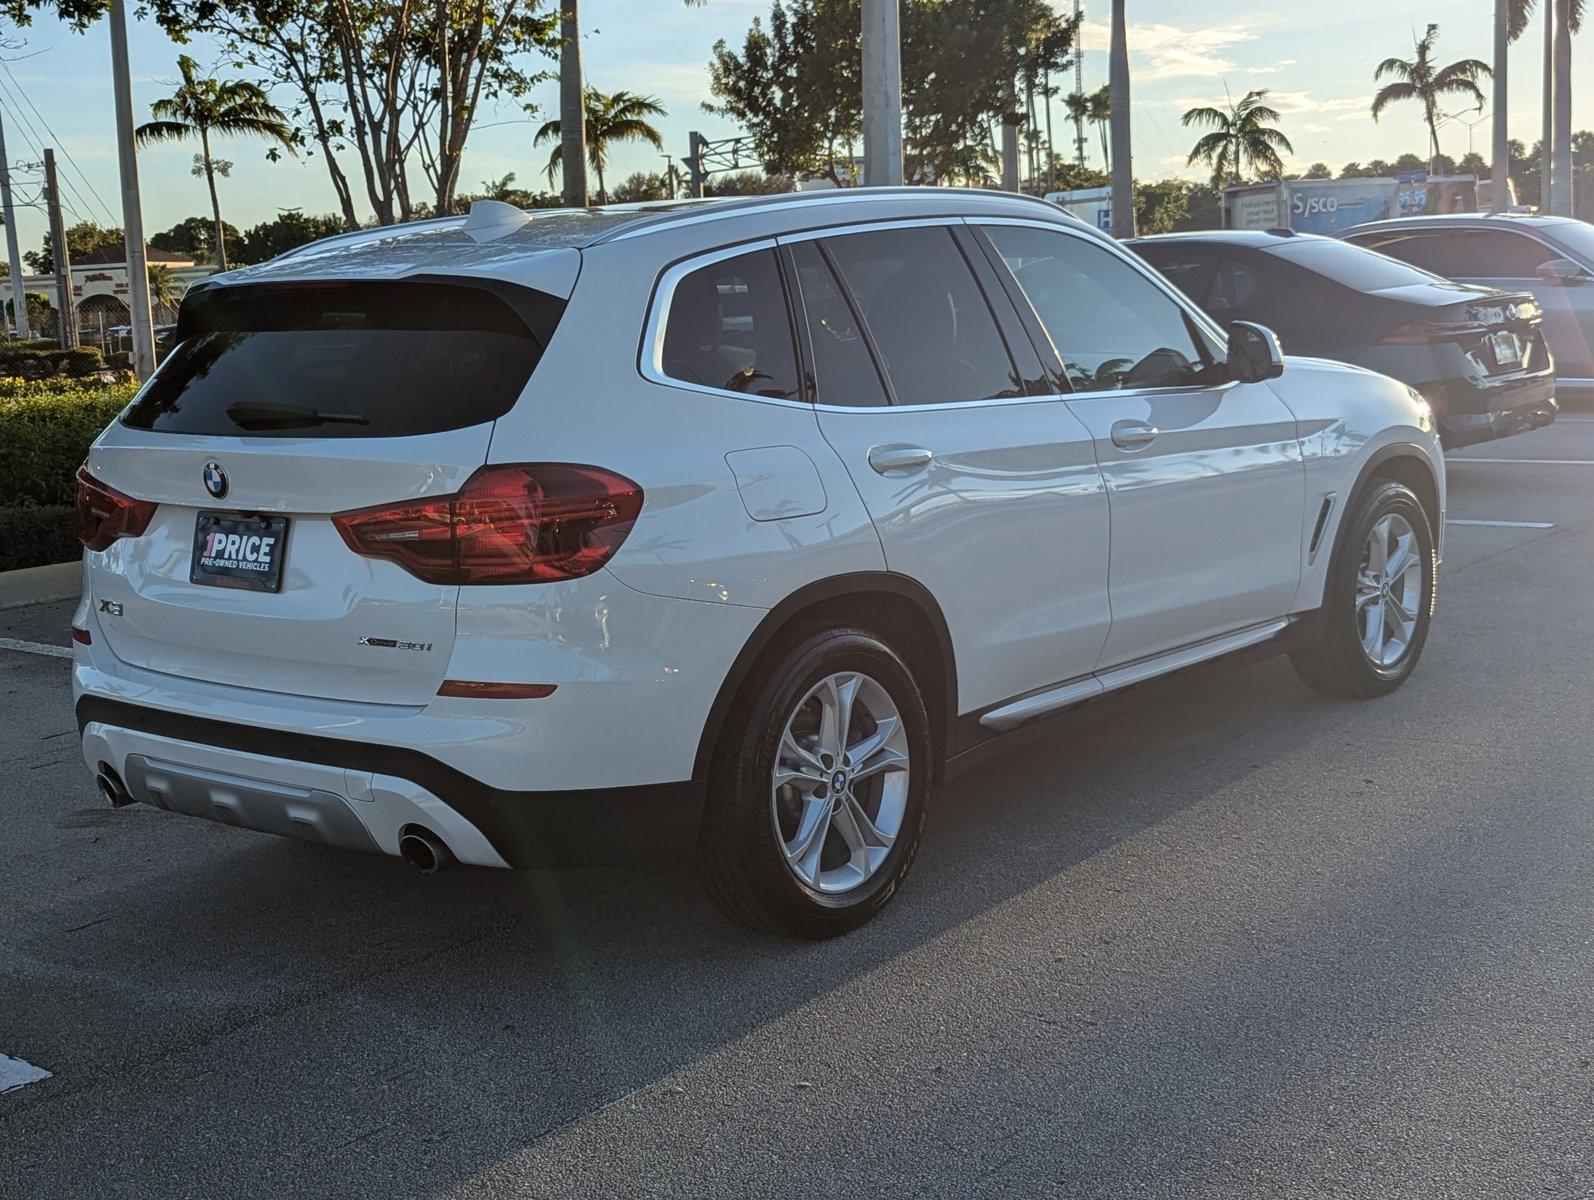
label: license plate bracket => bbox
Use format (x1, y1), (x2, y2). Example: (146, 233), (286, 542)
(1491, 330), (1522, 367)
(190, 511), (289, 593)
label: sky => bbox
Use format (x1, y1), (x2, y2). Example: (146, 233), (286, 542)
(0, 0), (1586, 261)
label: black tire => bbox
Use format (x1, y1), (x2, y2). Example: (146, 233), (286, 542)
(1291, 479), (1437, 699)
(697, 625), (934, 938)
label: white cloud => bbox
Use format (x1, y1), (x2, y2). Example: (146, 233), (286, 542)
(1077, 19), (1258, 80)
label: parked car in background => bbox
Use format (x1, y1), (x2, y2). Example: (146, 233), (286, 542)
(1341, 215), (1594, 402)
(74, 191), (1444, 937)
(1129, 230), (1557, 447)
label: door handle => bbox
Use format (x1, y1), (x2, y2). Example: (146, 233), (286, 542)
(867, 444), (935, 475)
(1110, 420), (1159, 451)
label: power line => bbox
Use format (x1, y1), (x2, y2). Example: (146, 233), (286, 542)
(0, 58), (118, 226)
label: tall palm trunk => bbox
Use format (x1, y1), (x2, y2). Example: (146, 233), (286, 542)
(1543, 0), (1555, 208)
(1492, 0), (1511, 212)
(1108, 0), (1134, 237)
(559, 0), (588, 207)
(1552, 0), (1574, 214)
(1098, 122), (1108, 169)
(200, 127), (228, 271)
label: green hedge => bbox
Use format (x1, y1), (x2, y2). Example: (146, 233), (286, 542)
(0, 344), (106, 380)
(1, 376), (138, 572)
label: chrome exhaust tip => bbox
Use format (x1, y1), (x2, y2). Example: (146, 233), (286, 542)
(95, 764), (134, 809)
(398, 828), (455, 875)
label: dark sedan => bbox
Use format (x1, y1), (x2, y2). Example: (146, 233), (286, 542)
(1129, 230), (1557, 447)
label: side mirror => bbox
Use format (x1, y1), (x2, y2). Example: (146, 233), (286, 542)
(1536, 258), (1590, 286)
(1227, 321), (1284, 383)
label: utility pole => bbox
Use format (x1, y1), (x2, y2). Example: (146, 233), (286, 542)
(1073, 0), (1086, 168)
(1542, 2), (1554, 212)
(0, 107), (29, 338)
(109, 0), (155, 378)
(1108, 0), (1135, 238)
(1491, 0), (1510, 212)
(43, 150), (77, 350)
(861, 0), (903, 186)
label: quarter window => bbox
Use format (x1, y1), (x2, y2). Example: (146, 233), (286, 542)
(986, 225), (1218, 392)
(1354, 229), (1554, 279)
(660, 249), (801, 399)
(821, 226), (1021, 405)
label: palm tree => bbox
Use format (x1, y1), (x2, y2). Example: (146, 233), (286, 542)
(1088, 86), (1111, 170)
(1064, 91), (1090, 167)
(1371, 24), (1491, 168)
(1549, 0), (1585, 214)
(146, 264), (181, 323)
(1493, 1), (1537, 212)
(1183, 90), (1293, 187)
(135, 56), (293, 273)
(535, 89), (666, 204)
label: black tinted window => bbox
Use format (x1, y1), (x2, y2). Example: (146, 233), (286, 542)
(1134, 247), (1218, 307)
(123, 282), (548, 438)
(987, 225), (1217, 392)
(1359, 228), (1554, 278)
(1207, 257), (1268, 316)
(661, 249), (800, 399)
(1272, 238), (1457, 291)
(789, 241), (888, 407)
(823, 226), (1020, 405)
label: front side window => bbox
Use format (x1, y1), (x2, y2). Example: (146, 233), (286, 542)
(986, 225), (1218, 392)
(660, 248), (800, 399)
(821, 226), (1021, 405)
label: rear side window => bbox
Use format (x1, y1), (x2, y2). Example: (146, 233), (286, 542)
(1357, 229), (1554, 279)
(822, 226), (1021, 405)
(123, 281), (552, 438)
(660, 249), (801, 399)
(1134, 248), (1218, 307)
(788, 241), (889, 407)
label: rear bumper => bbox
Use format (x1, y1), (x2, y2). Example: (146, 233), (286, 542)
(1436, 377), (1558, 449)
(78, 696), (706, 867)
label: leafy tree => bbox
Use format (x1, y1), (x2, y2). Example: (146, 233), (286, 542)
(135, 56), (294, 271)
(1372, 23), (1490, 164)
(609, 171), (674, 202)
(151, 215), (242, 262)
(1183, 89), (1293, 186)
(1303, 162), (1332, 179)
(1457, 150), (1489, 175)
(25, 222), (122, 275)
(149, 0), (557, 226)
(534, 88), (666, 202)
(449, 172), (563, 213)
(704, 169), (794, 195)
(232, 211), (346, 265)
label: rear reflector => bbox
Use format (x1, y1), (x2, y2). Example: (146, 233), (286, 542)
(333, 463), (643, 585)
(75, 467), (157, 553)
(70, 626), (92, 646)
(437, 680), (557, 699)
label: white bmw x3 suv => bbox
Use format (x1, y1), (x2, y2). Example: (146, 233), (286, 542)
(72, 189), (1443, 937)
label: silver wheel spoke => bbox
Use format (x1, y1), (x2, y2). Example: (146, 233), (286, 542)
(1362, 598), (1387, 659)
(818, 673), (860, 762)
(785, 796), (833, 883)
(1356, 512), (1424, 668)
(832, 791), (893, 858)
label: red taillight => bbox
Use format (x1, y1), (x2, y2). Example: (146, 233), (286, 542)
(333, 463), (643, 585)
(74, 467), (157, 553)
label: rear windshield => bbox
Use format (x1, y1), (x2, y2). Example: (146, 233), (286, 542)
(122, 281), (551, 438)
(1271, 238), (1460, 293)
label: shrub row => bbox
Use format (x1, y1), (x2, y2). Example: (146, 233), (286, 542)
(1, 376), (137, 571)
(0, 344), (106, 380)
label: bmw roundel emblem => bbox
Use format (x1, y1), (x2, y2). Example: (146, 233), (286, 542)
(202, 460), (228, 499)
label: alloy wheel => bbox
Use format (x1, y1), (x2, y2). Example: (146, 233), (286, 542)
(770, 671), (911, 894)
(1356, 512), (1424, 668)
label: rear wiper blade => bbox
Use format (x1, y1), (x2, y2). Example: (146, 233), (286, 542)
(225, 403), (371, 430)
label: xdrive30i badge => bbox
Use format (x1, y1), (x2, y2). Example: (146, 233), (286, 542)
(358, 637), (434, 652)
(202, 460), (228, 499)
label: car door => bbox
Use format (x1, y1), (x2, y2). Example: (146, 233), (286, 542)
(785, 223), (1112, 716)
(977, 221), (1306, 668)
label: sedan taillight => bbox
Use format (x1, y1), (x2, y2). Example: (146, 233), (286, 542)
(333, 463), (643, 585)
(75, 466), (157, 552)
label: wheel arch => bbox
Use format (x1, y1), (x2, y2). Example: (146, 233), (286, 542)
(1319, 443), (1443, 591)
(692, 573), (959, 784)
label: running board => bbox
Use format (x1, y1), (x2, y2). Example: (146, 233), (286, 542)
(978, 619), (1292, 732)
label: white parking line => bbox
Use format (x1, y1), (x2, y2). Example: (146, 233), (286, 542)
(0, 636), (72, 660)
(1448, 519), (1556, 528)
(1448, 458), (1594, 465)
(0, 1053), (51, 1094)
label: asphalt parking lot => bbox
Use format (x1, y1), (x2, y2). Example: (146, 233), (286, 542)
(2, 418), (1592, 1199)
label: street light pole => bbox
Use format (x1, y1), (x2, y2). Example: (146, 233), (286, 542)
(1108, 0), (1135, 238)
(109, 0), (156, 379)
(861, 0), (903, 186)
(0, 106), (30, 338)
(1491, 0), (1510, 212)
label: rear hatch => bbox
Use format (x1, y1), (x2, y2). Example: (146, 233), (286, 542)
(83, 279), (554, 706)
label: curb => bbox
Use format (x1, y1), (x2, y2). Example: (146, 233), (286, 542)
(0, 560), (81, 611)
